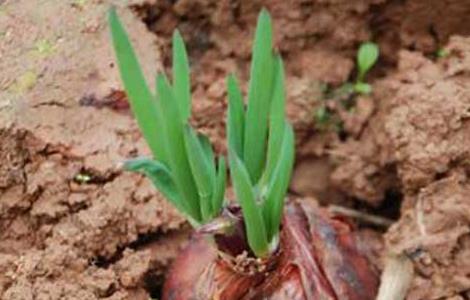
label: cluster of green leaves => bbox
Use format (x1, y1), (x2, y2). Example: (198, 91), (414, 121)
(354, 42), (379, 94)
(109, 8), (294, 258)
(109, 8), (226, 226)
(227, 10), (295, 258)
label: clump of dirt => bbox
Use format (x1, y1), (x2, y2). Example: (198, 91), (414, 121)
(333, 35), (470, 299)
(387, 170), (470, 300)
(331, 36), (470, 205)
(384, 40), (470, 193)
(383, 37), (470, 299)
(372, 0), (470, 64)
(329, 87), (398, 206)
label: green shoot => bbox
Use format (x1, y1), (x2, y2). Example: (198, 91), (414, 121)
(243, 9), (276, 183)
(108, 8), (167, 163)
(227, 75), (245, 159)
(227, 9), (295, 257)
(184, 126), (214, 221)
(172, 30), (191, 120)
(212, 157), (227, 218)
(74, 173), (91, 184)
(229, 149), (269, 257)
(436, 48), (449, 58)
(109, 8), (226, 226)
(314, 105), (330, 125)
(109, 7), (295, 258)
(313, 43), (378, 130)
(155, 74), (201, 220)
(354, 42), (379, 94)
(262, 124), (295, 241)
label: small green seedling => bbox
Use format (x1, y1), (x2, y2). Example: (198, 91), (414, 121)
(33, 39), (56, 56)
(8, 70), (37, 94)
(109, 8), (226, 226)
(314, 105), (330, 125)
(72, 0), (88, 8)
(436, 47), (449, 58)
(74, 173), (91, 184)
(313, 43), (378, 129)
(354, 42), (379, 94)
(109, 8), (294, 258)
(227, 10), (295, 257)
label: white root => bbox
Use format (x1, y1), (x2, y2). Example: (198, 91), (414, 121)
(376, 254), (414, 300)
(328, 205), (394, 227)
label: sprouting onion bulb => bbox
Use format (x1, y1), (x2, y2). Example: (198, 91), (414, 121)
(109, 7), (294, 258)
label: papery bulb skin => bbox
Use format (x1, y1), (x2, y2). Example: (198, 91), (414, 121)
(162, 201), (379, 300)
(162, 236), (217, 300)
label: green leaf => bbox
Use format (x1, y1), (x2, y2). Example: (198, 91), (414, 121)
(261, 56), (285, 187)
(354, 82), (372, 94)
(263, 124), (295, 242)
(211, 157), (226, 216)
(184, 126), (214, 222)
(243, 9), (276, 183)
(108, 8), (168, 164)
(436, 48), (449, 58)
(357, 42), (379, 82)
(124, 158), (184, 213)
(172, 30), (191, 120)
(226, 74), (245, 159)
(229, 150), (269, 258)
(156, 74), (201, 222)
(198, 134), (216, 182)
(315, 106), (329, 125)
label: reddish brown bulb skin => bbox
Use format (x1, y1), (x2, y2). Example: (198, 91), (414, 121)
(163, 201), (378, 300)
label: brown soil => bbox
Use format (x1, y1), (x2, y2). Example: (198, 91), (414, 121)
(1, 0), (470, 299)
(334, 35), (470, 299)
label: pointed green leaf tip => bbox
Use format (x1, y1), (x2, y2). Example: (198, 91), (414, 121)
(172, 30), (191, 120)
(227, 74), (245, 159)
(357, 42), (379, 82)
(243, 8), (276, 183)
(262, 56), (285, 187)
(108, 8), (168, 164)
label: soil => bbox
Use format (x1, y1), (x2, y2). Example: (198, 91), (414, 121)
(1, 0), (470, 299)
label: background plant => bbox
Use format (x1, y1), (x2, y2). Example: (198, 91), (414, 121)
(314, 42), (379, 128)
(354, 41), (379, 94)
